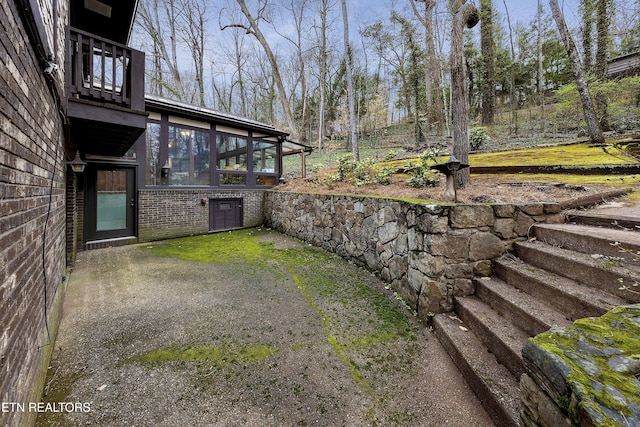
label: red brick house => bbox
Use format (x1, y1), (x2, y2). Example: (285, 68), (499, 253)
(0, 1), (306, 425)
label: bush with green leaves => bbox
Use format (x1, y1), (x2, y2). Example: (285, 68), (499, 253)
(336, 154), (358, 181)
(404, 148), (443, 188)
(554, 76), (640, 134)
(309, 163), (324, 175)
(351, 158), (376, 186)
(322, 154), (396, 187)
(470, 127), (488, 150)
(384, 149), (398, 162)
(374, 166), (396, 185)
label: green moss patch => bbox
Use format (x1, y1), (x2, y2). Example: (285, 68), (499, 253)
(144, 228), (277, 264)
(470, 142), (634, 167)
(125, 343), (276, 369)
(472, 172), (639, 187)
(143, 228), (419, 416)
(530, 305), (640, 425)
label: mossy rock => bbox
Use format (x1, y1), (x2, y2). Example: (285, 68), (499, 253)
(523, 305), (640, 427)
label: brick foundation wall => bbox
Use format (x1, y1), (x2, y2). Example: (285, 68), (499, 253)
(0, 1), (68, 426)
(138, 189), (266, 242)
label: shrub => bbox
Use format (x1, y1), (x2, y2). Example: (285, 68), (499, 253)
(404, 148), (444, 188)
(374, 167), (396, 185)
(384, 149), (398, 162)
(336, 154), (357, 181)
(470, 127), (488, 150)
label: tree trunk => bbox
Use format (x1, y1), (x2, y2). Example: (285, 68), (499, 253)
(450, 0), (478, 188)
(537, 0), (545, 134)
(549, 0), (604, 144)
(412, 0), (444, 135)
(318, 0), (328, 150)
(341, 0), (358, 160)
(502, 0), (518, 135)
(480, 0), (495, 126)
(594, 0), (611, 131)
(581, 0), (595, 74)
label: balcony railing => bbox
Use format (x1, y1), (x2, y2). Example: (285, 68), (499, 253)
(67, 27), (144, 111)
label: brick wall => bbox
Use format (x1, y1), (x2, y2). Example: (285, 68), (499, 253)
(138, 189), (266, 242)
(0, 1), (68, 426)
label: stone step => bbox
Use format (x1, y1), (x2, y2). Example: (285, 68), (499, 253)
(494, 257), (626, 321)
(433, 313), (521, 427)
(475, 277), (572, 336)
(514, 240), (640, 303)
(532, 222), (640, 263)
(455, 296), (530, 378)
(566, 211), (640, 231)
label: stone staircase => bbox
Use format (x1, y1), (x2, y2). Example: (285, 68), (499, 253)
(433, 210), (640, 427)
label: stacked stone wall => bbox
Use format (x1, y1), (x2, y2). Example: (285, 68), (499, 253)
(138, 189), (265, 242)
(264, 192), (562, 320)
(0, 1), (68, 425)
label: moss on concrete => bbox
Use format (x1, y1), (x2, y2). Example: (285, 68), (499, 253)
(143, 227), (417, 413)
(125, 343), (276, 369)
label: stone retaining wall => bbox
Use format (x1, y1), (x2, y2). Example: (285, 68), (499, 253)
(264, 191), (563, 321)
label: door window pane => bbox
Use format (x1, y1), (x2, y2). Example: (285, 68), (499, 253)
(96, 170), (127, 231)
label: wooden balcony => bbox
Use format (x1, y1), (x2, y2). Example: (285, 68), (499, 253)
(66, 27), (146, 157)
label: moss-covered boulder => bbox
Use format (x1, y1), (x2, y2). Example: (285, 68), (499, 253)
(522, 305), (640, 427)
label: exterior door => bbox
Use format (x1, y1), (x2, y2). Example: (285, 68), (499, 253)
(85, 166), (136, 240)
(210, 198), (242, 231)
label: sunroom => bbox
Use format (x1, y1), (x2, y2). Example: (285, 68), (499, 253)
(134, 96), (310, 243)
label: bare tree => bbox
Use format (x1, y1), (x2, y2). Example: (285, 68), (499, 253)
(177, 0), (209, 106)
(136, 0), (185, 99)
(411, 0), (445, 135)
(212, 22), (250, 115)
(341, 0), (358, 160)
(549, 0), (604, 144)
(314, 0), (334, 149)
(450, 0), (478, 188)
(222, 0), (299, 140)
(275, 0), (310, 141)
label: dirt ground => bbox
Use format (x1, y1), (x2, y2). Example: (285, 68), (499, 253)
(38, 229), (495, 427)
(276, 173), (618, 204)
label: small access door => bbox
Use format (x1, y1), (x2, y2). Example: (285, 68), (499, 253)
(210, 198), (242, 231)
(85, 166), (136, 241)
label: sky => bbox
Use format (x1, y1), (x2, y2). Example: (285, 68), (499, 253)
(348, 0), (582, 29)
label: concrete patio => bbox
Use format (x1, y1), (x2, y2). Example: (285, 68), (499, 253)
(37, 228), (493, 426)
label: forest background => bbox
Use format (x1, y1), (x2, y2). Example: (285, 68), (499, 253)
(130, 0), (640, 155)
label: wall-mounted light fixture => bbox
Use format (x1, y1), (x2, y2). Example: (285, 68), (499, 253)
(161, 159), (171, 175)
(68, 151), (86, 173)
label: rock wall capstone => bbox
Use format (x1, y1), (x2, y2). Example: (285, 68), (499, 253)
(264, 191), (562, 321)
(521, 304), (640, 427)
